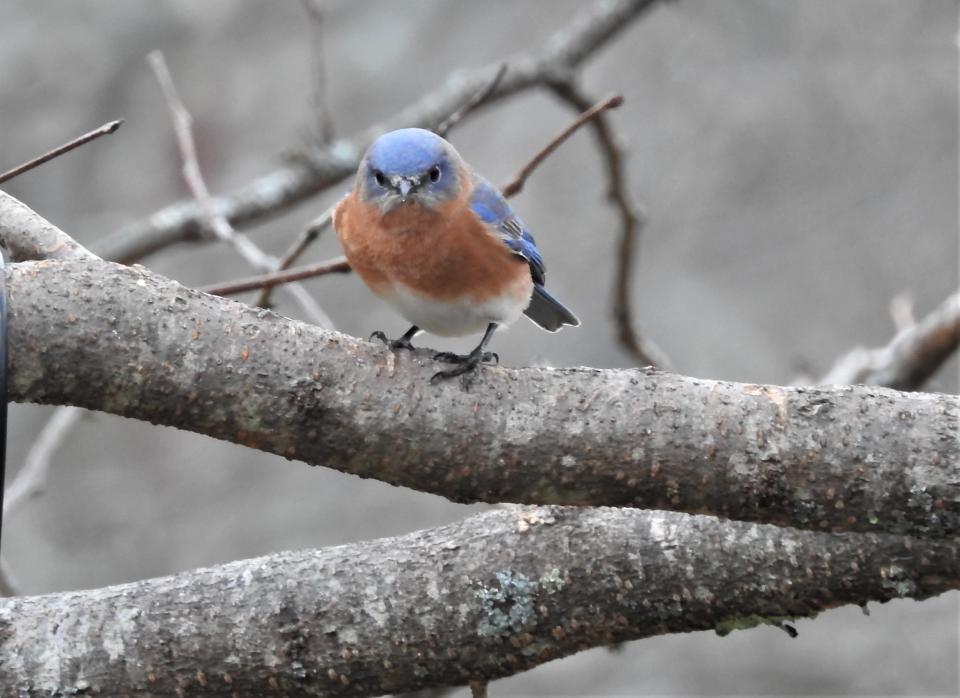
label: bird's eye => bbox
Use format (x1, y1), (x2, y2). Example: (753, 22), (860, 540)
(428, 165), (442, 183)
(373, 170), (386, 187)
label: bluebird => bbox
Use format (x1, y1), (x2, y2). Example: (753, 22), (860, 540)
(333, 128), (578, 381)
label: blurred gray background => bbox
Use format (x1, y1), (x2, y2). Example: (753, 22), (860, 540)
(2, 0), (957, 695)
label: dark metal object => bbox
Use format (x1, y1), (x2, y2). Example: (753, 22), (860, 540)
(0, 249), (7, 557)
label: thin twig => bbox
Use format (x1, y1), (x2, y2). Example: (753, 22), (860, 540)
(253, 208), (334, 308)
(548, 82), (672, 369)
(201, 256), (351, 297)
(3, 406), (83, 518)
(0, 405), (83, 600)
(889, 292), (915, 333)
(435, 64), (508, 138)
(148, 51), (271, 267)
(148, 50), (336, 329)
(0, 120), (123, 185)
(300, 0), (335, 143)
(500, 94), (623, 198)
(285, 283), (337, 329)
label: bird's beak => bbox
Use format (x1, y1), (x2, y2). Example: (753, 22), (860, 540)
(391, 175), (419, 201)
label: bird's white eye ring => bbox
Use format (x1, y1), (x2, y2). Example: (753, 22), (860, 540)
(428, 165), (442, 183)
(373, 170), (387, 187)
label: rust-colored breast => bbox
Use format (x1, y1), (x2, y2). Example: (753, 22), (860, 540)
(334, 187), (529, 303)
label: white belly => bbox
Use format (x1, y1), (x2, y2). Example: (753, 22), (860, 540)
(379, 283), (529, 337)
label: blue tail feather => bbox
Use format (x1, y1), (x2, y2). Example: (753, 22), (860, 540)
(524, 284), (579, 332)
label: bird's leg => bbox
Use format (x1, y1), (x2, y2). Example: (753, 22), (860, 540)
(432, 323), (499, 383)
(371, 325), (420, 351)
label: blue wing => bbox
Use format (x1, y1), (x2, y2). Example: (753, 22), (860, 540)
(469, 178), (545, 285)
(469, 177), (579, 331)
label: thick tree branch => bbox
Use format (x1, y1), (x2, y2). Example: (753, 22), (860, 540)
(4, 258), (958, 539)
(0, 506), (955, 697)
(93, 0), (663, 264)
(0, 190), (97, 262)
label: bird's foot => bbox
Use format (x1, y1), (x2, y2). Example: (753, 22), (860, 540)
(433, 350), (498, 366)
(370, 330), (415, 352)
(430, 349), (498, 384)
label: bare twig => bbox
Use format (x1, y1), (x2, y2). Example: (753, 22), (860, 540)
(548, 81), (672, 369)
(3, 407), (84, 519)
(200, 255), (351, 296)
(281, 282), (337, 328)
(435, 64), (508, 138)
(253, 208), (334, 308)
(889, 292), (915, 332)
(300, 0), (335, 143)
(501, 94), (624, 198)
(0, 120), (123, 185)
(148, 51), (273, 269)
(818, 292), (960, 390)
(148, 51), (336, 329)
(0, 405), (84, 599)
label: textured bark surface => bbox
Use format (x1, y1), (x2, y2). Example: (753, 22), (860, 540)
(6, 259), (959, 539)
(0, 190), (96, 262)
(1, 506), (956, 697)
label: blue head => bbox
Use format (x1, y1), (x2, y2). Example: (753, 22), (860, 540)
(358, 128), (463, 213)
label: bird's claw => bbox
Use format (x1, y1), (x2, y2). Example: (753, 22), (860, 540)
(430, 350), (498, 385)
(433, 350), (498, 365)
(430, 360), (480, 384)
(371, 330), (415, 351)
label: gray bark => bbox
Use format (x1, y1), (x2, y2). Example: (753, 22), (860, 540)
(1, 506), (956, 697)
(0, 190), (96, 262)
(6, 259), (959, 539)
